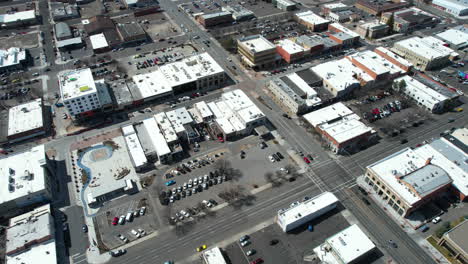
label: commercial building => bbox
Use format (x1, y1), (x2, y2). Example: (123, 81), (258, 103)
(198, 11), (233, 27)
(55, 22), (73, 40)
(392, 75), (458, 113)
(83, 15), (115, 35)
(295, 11), (330, 31)
(276, 39), (307, 63)
(346, 50), (407, 81)
(393, 36), (457, 70)
(355, 0), (409, 15)
(381, 7), (439, 33)
(139, 117), (173, 163)
(304, 103), (376, 154)
(356, 20), (389, 39)
(432, 0), (468, 16)
(311, 59), (367, 97)
(237, 35), (281, 70)
(374, 46), (413, 72)
(5, 204), (57, 264)
(7, 99), (45, 143)
(436, 25), (468, 50)
(322, 3), (349, 15)
(0, 48), (27, 73)
(57, 37), (84, 51)
(294, 35), (326, 54)
(273, 0), (297, 11)
(267, 73), (322, 115)
(0, 10), (37, 28)
(207, 89), (266, 140)
(131, 53), (225, 102)
(438, 220), (468, 264)
(59, 68), (103, 119)
(364, 135), (467, 216)
(202, 247), (227, 264)
(90, 33), (110, 53)
(122, 125), (148, 172)
(222, 5), (255, 21)
(328, 10), (355, 23)
(122, 0), (159, 8)
(111, 81), (135, 109)
(0, 145), (54, 215)
(116, 23), (147, 45)
(328, 23), (360, 45)
(314, 224), (376, 264)
(51, 2), (79, 21)
(276, 192), (338, 232)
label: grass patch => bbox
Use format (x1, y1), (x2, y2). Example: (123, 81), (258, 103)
(427, 236), (458, 264)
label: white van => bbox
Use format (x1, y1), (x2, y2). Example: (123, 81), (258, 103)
(125, 212), (133, 222)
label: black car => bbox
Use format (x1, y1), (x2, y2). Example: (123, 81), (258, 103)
(209, 199), (218, 206)
(270, 239), (279, 245)
(276, 152), (284, 159)
(110, 249), (127, 257)
(272, 153), (280, 162)
(361, 197), (371, 205)
(400, 139), (408, 144)
(82, 224), (88, 233)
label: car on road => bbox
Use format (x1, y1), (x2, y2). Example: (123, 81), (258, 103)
(82, 224), (88, 233)
(307, 154), (314, 161)
(361, 197), (371, 205)
(388, 240), (397, 248)
(165, 180), (176, 186)
(246, 249), (256, 256)
(110, 249), (127, 257)
(269, 239), (279, 245)
(400, 139), (408, 144)
(112, 217), (119, 225)
(196, 244), (207, 252)
(303, 157), (311, 164)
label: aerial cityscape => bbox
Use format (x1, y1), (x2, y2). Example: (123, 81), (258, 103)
(0, 0), (467, 263)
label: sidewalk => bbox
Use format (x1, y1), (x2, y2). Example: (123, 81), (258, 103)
(356, 176), (450, 264)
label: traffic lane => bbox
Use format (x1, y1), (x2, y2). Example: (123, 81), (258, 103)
(340, 188), (436, 264)
(64, 205), (89, 256)
(112, 178), (320, 263)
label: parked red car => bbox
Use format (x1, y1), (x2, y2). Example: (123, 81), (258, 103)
(303, 157), (311, 164)
(112, 217), (119, 225)
(218, 136), (224, 143)
(250, 259), (264, 264)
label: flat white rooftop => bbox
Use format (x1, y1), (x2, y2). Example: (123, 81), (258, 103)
(311, 58), (369, 92)
(296, 10), (330, 25)
(395, 36), (456, 60)
(0, 48), (26, 68)
(154, 112), (178, 143)
(221, 89), (265, 125)
(314, 224), (375, 264)
(323, 3), (348, 9)
(0, 145), (47, 205)
(277, 39), (306, 55)
(348, 50), (407, 76)
(375, 47), (413, 69)
(159, 52), (224, 88)
(6, 204), (53, 255)
(303, 102), (353, 127)
(278, 192), (338, 226)
(142, 117), (171, 156)
(0, 10), (35, 23)
(286, 72), (318, 98)
(319, 115), (373, 143)
(8, 98), (43, 137)
(89, 33), (108, 50)
(132, 70), (172, 99)
(451, 128), (468, 146)
(194, 101), (214, 119)
(329, 23), (359, 37)
(395, 75), (448, 103)
(122, 125), (147, 168)
(436, 26), (468, 47)
(166, 107), (193, 133)
(202, 247), (227, 264)
(59, 68), (97, 100)
(7, 240), (57, 264)
(238, 35), (276, 53)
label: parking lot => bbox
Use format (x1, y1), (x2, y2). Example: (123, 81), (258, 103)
(94, 193), (158, 250)
(156, 135), (296, 224)
(117, 44), (197, 76)
(223, 207), (359, 264)
(114, 12), (181, 42)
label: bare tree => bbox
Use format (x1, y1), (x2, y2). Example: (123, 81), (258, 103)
(218, 185), (256, 210)
(214, 159), (243, 181)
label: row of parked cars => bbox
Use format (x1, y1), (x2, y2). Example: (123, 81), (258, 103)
(162, 174), (229, 205)
(111, 207), (146, 225)
(165, 153), (224, 180)
(239, 235), (264, 264)
(364, 100), (403, 123)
